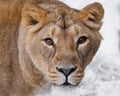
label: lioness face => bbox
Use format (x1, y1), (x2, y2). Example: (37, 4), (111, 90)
(21, 3), (104, 86)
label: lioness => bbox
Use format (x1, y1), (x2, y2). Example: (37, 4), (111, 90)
(0, 0), (104, 96)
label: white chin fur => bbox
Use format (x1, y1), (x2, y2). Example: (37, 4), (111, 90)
(38, 85), (77, 96)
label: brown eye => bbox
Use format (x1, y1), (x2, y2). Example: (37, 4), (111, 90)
(44, 38), (54, 45)
(77, 36), (88, 44)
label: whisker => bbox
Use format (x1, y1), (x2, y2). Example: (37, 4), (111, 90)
(33, 77), (51, 95)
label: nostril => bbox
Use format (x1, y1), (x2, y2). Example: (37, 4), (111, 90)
(56, 66), (77, 76)
(56, 67), (64, 74)
(70, 67), (77, 74)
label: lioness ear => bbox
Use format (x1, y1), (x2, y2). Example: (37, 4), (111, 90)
(22, 4), (52, 26)
(75, 2), (104, 30)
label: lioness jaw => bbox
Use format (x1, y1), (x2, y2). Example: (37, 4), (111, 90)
(0, 0), (104, 96)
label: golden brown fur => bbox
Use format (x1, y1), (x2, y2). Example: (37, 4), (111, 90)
(0, 0), (104, 96)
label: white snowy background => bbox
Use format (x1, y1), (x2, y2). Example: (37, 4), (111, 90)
(39, 0), (120, 96)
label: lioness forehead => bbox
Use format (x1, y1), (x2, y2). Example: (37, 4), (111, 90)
(49, 8), (88, 37)
(49, 24), (86, 37)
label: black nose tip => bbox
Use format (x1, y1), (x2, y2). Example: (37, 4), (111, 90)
(56, 66), (77, 76)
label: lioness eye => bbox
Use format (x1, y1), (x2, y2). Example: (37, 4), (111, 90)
(44, 38), (54, 45)
(77, 36), (88, 44)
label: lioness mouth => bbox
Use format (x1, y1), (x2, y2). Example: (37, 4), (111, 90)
(62, 82), (71, 86)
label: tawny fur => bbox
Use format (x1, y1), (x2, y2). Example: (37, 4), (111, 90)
(0, 0), (104, 96)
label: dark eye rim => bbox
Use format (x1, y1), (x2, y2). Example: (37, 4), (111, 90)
(77, 36), (88, 44)
(44, 38), (54, 46)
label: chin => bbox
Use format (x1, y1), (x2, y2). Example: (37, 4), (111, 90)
(50, 83), (78, 94)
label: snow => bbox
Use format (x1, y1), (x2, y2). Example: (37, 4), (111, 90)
(37, 0), (120, 96)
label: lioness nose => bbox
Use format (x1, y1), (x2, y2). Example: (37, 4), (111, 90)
(56, 67), (77, 76)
